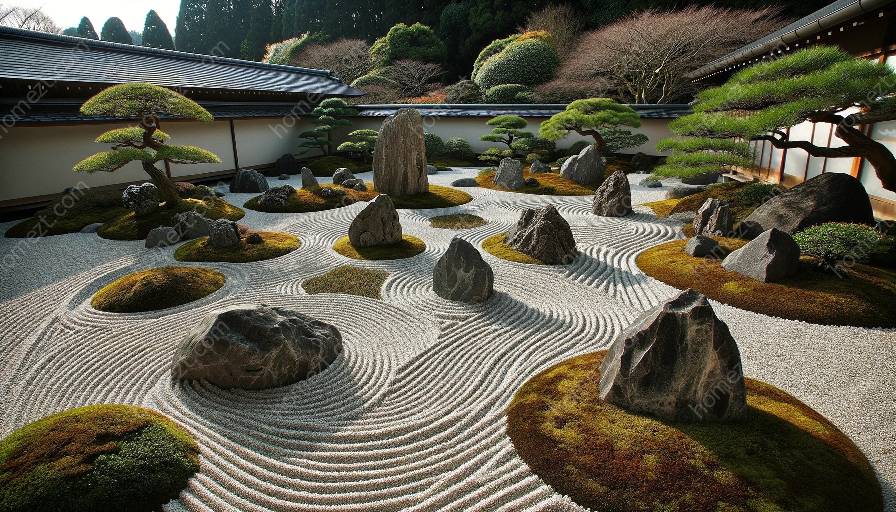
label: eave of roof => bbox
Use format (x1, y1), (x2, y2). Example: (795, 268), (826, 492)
(354, 104), (692, 119)
(0, 26), (363, 97)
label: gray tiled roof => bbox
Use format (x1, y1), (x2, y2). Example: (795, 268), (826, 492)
(354, 104), (691, 119)
(0, 27), (362, 96)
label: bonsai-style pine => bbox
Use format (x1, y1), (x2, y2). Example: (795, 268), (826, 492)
(479, 115), (534, 164)
(74, 83), (221, 207)
(658, 46), (896, 191)
(337, 129), (378, 162)
(540, 98), (647, 156)
(299, 98), (357, 156)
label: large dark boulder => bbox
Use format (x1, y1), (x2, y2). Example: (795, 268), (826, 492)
(599, 289), (746, 422)
(681, 170), (722, 186)
(172, 305), (343, 390)
(348, 194), (402, 247)
(372, 108), (429, 196)
(256, 185), (295, 210)
(122, 183), (160, 216)
(433, 238), (494, 303)
(230, 169), (269, 193)
(592, 170), (632, 217)
(722, 228), (800, 283)
(173, 211), (212, 240)
(685, 235), (722, 258)
(208, 219), (241, 249)
(506, 204), (577, 264)
(740, 173), (874, 238)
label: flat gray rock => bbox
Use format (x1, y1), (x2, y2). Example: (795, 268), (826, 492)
(666, 184), (706, 199)
(639, 176), (662, 188)
(693, 198), (733, 236)
(231, 169), (269, 193)
(171, 304), (343, 390)
(145, 226), (181, 248)
(599, 288), (747, 422)
(668, 211), (696, 224)
(506, 204), (577, 264)
(348, 194), (402, 248)
(80, 223), (103, 234)
(452, 178), (478, 187)
(493, 157), (524, 190)
(560, 144), (605, 186)
(300, 167), (318, 189)
(433, 238), (494, 303)
(530, 160), (550, 173)
(122, 183), (160, 216)
(373, 109), (429, 196)
(722, 228), (800, 282)
(685, 235), (722, 258)
(427, 165), (439, 175)
(681, 171), (722, 186)
(592, 170), (632, 217)
(208, 219), (242, 248)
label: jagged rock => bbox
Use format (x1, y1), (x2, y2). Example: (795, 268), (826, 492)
(373, 108), (429, 196)
(433, 238), (494, 303)
(666, 184), (706, 199)
(275, 154), (300, 175)
(256, 185), (295, 210)
(173, 211), (212, 240)
(80, 223), (103, 233)
(693, 198), (733, 236)
(300, 167), (318, 189)
(348, 195), (402, 247)
(493, 158), (524, 190)
(506, 204), (577, 264)
(452, 178), (479, 187)
(740, 173), (874, 238)
(230, 169), (269, 193)
(599, 289), (747, 422)
(341, 178), (364, 189)
(560, 144), (605, 186)
(171, 304), (343, 390)
(122, 183), (160, 216)
(592, 170), (632, 217)
(333, 168), (355, 185)
(427, 165), (439, 175)
(682, 171), (723, 186)
(145, 226), (181, 248)
(208, 219), (242, 248)
(685, 235), (722, 258)
(278, 174), (290, 181)
(639, 176), (662, 188)
(530, 160), (550, 173)
(722, 228), (801, 282)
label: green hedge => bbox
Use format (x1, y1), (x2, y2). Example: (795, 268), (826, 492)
(474, 37), (558, 90)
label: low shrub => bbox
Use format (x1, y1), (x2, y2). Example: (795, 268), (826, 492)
(474, 37), (558, 90)
(735, 182), (780, 207)
(794, 223), (881, 268)
(483, 84), (534, 104)
(263, 33), (324, 64)
(444, 138), (476, 160)
(424, 132), (446, 158)
(370, 22), (446, 67)
(444, 80), (483, 103)
(5, 187), (127, 238)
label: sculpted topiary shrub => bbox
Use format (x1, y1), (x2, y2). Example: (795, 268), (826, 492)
(444, 137), (476, 161)
(483, 84), (534, 104)
(444, 80), (483, 103)
(370, 23), (446, 67)
(473, 33), (559, 91)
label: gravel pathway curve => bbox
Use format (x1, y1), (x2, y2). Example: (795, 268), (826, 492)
(0, 169), (893, 511)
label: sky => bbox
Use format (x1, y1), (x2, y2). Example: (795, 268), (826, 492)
(10, 0), (181, 34)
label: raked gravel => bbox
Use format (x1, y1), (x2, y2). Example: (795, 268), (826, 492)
(0, 169), (893, 511)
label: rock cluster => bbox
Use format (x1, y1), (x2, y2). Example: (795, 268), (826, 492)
(592, 170), (632, 217)
(231, 169), (269, 193)
(693, 198), (733, 237)
(599, 289), (747, 422)
(372, 109), (429, 196)
(433, 238), (494, 303)
(506, 204), (577, 264)
(560, 144), (605, 186)
(348, 195), (402, 247)
(122, 183), (160, 216)
(171, 304), (343, 390)
(342, 178), (367, 191)
(256, 185), (295, 210)
(493, 158), (524, 190)
(333, 168), (355, 185)
(722, 228), (800, 282)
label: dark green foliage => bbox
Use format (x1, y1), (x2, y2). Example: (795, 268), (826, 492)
(483, 84), (533, 104)
(444, 137), (476, 160)
(511, 136), (555, 163)
(540, 98), (643, 156)
(76, 17), (98, 39)
(263, 32), (323, 64)
(870, 236), (896, 269)
(735, 182), (780, 207)
(62, 27), (79, 37)
(444, 80), (483, 103)
(370, 23), (447, 67)
(424, 132), (446, 158)
(241, 0), (273, 60)
(794, 223), (882, 268)
(473, 34), (558, 90)
(142, 10), (175, 50)
(100, 17), (133, 44)
(438, 2), (473, 77)
(337, 129), (378, 161)
(479, 114), (534, 164)
(299, 98), (357, 156)
(175, 0), (206, 52)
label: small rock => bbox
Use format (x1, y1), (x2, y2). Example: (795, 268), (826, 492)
(493, 158), (524, 190)
(722, 228), (800, 282)
(427, 165), (439, 175)
(333, 168), (355, 185)
(145, 226), (181, 248)
(275, 154), (299, 175)
(452, 178), (478, 187)
(256, 185), (295, 210)
(300, 167), (319, 189)
(524, 177), (539, 187)
(348, 195), (402, 248)
(230, 169), (269, 193)
(693, 198), (734, 237)
(592, 170), (632, 217)
(599, 289), (746, 422)
(681, 171), (722, 186)
(175, 181), (197, 198)
(639, 176), (662, 188)
(530, 160), (550, 173)
(352, 181), (368, 192)
(506, 204), (577, 264)
(246, 232), (263, 244)
(80, 223), (103, 234)
(278, 174), (290, 181)
(685, 235), (722, 258)
(122, 183), (160, 216)
(433, 238), (494, 303)
(341, 178), (363, 189)
(208, 219), (242, 249)
(666, 184), (706, 199)
(173, 211), (212, 240)
(560, 144), (605, 186)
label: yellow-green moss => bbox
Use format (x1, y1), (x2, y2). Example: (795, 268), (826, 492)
(244, 183), (378, 213)
(429, 213), (489, 229)
(98, 198), (245, 240)
(5, 188), (127, 238)
(643, 198), (683, 218)
(175, 231), (300, 263)
(333, 235), (426, 260)
(302, 265), (389, 299)
(0, 404), (200, 512)
(388, 184), (473, 209)
(507, 351), (882, 512)
(637, 238), (896, 327)
(475, 169), (595, 196)
(91, 266), (225, 313)
(482, 233), (544, 264)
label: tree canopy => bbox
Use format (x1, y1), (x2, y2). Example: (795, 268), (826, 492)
(143, 10), (175, 50)
(540, 98), (645, 155)
(100, 17), (133, 44)
(298, 98), (357, 156)
(76, 17), (98, 40)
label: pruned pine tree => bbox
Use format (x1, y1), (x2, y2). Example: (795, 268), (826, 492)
(540, 98), (646, 156)
(298, 98), (357, 156)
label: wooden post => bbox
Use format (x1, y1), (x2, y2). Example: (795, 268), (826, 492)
(229, 119), (240, 171)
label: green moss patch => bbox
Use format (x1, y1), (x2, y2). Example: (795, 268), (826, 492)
(672, 181), (782, 222)
(5, 188), (127, 238)
(244, 184), (378, 213)
(475, 169), (594, 196)
(0, 404), (200, 512)
(482, 233), (544, 264)
(388, 184), (473, 209)
(637, 238), (896, 327)
(302, 155), (370, 177)
(302, 265), (390, 299)
(507, 351), (882, 512)
(429, 213), (489, 229)
(643, 197), (682, 218)
(175, 231), (300, 263)
(98, 198), (245, 241)
(333, 235), (426, 260)
(91, 266), (225, 313)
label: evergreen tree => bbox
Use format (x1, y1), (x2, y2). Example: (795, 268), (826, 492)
(298, 99), (357, 156)
(478, 115), (534, 164)
(175, 0), (207, 53)
(540, 98), (646, 157)
(76, 17), (98, 40)
(101, 17), (133, 44)
(62, 27), (79, 37)
(143, 10), (175, 50)
(241, 0), (273, 61)
(269, 0), (284, 43)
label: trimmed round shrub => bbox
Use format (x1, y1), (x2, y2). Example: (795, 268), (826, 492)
(474, 37), (559, 90)
(444, 80), (483, 103)
(264, 33), (324, 64)
(484, 84), (534, 104)
(794, 223), (881, 268)
(424, 132), (446, 158)
(0, 404), (200, 512)
(370, 23), (446, 67)
(350, 70), (393, 89)
(444, 137), (476, 160)
(472, 35), (518, 80)
(870, 236), (895, 268)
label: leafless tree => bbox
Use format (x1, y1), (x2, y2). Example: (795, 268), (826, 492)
(524, 4), (584, 60)
(291, 38), (373, 85)
(557, 6), (785, 104)
(0, 4), (60, 33)
(381, 60), (444, 98)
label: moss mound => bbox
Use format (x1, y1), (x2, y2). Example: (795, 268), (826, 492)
(637, 238), (896, 327)
(98, 198), (245, 241)
(302, 265), (390, 299)
(507, 351), (882, 512)
(388, 184), (473, 209)
(642, 197), (681, 218)
(302, 155), (369, 177)
(429, 213), (489, 229)
(475, 169), (595, 196)
(91, 266), (225, 313)
(5, 188), (127, 238)
(482, 233), (544, 264)
(245, 184), (378, 213)
(0, 404), (200, 512)
(175, 231), (300, 263)
(333, 235), (425, 260)
(645, 181), (784, 224)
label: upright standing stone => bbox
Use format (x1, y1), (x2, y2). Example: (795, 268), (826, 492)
(348, 195), (402, 247)
(300, 167), (319, 189)
(599, 289), (746, 422)
(560, 144), (605, 186)
(693, 198), (734, 236)
(433, 238), (494, 303)
(592, 170), (632, 217)
(493, 158), (524, 190)
(506, 205), (577, 264)
(373, 109), (429, 196)
(722, 228), (801, 282)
